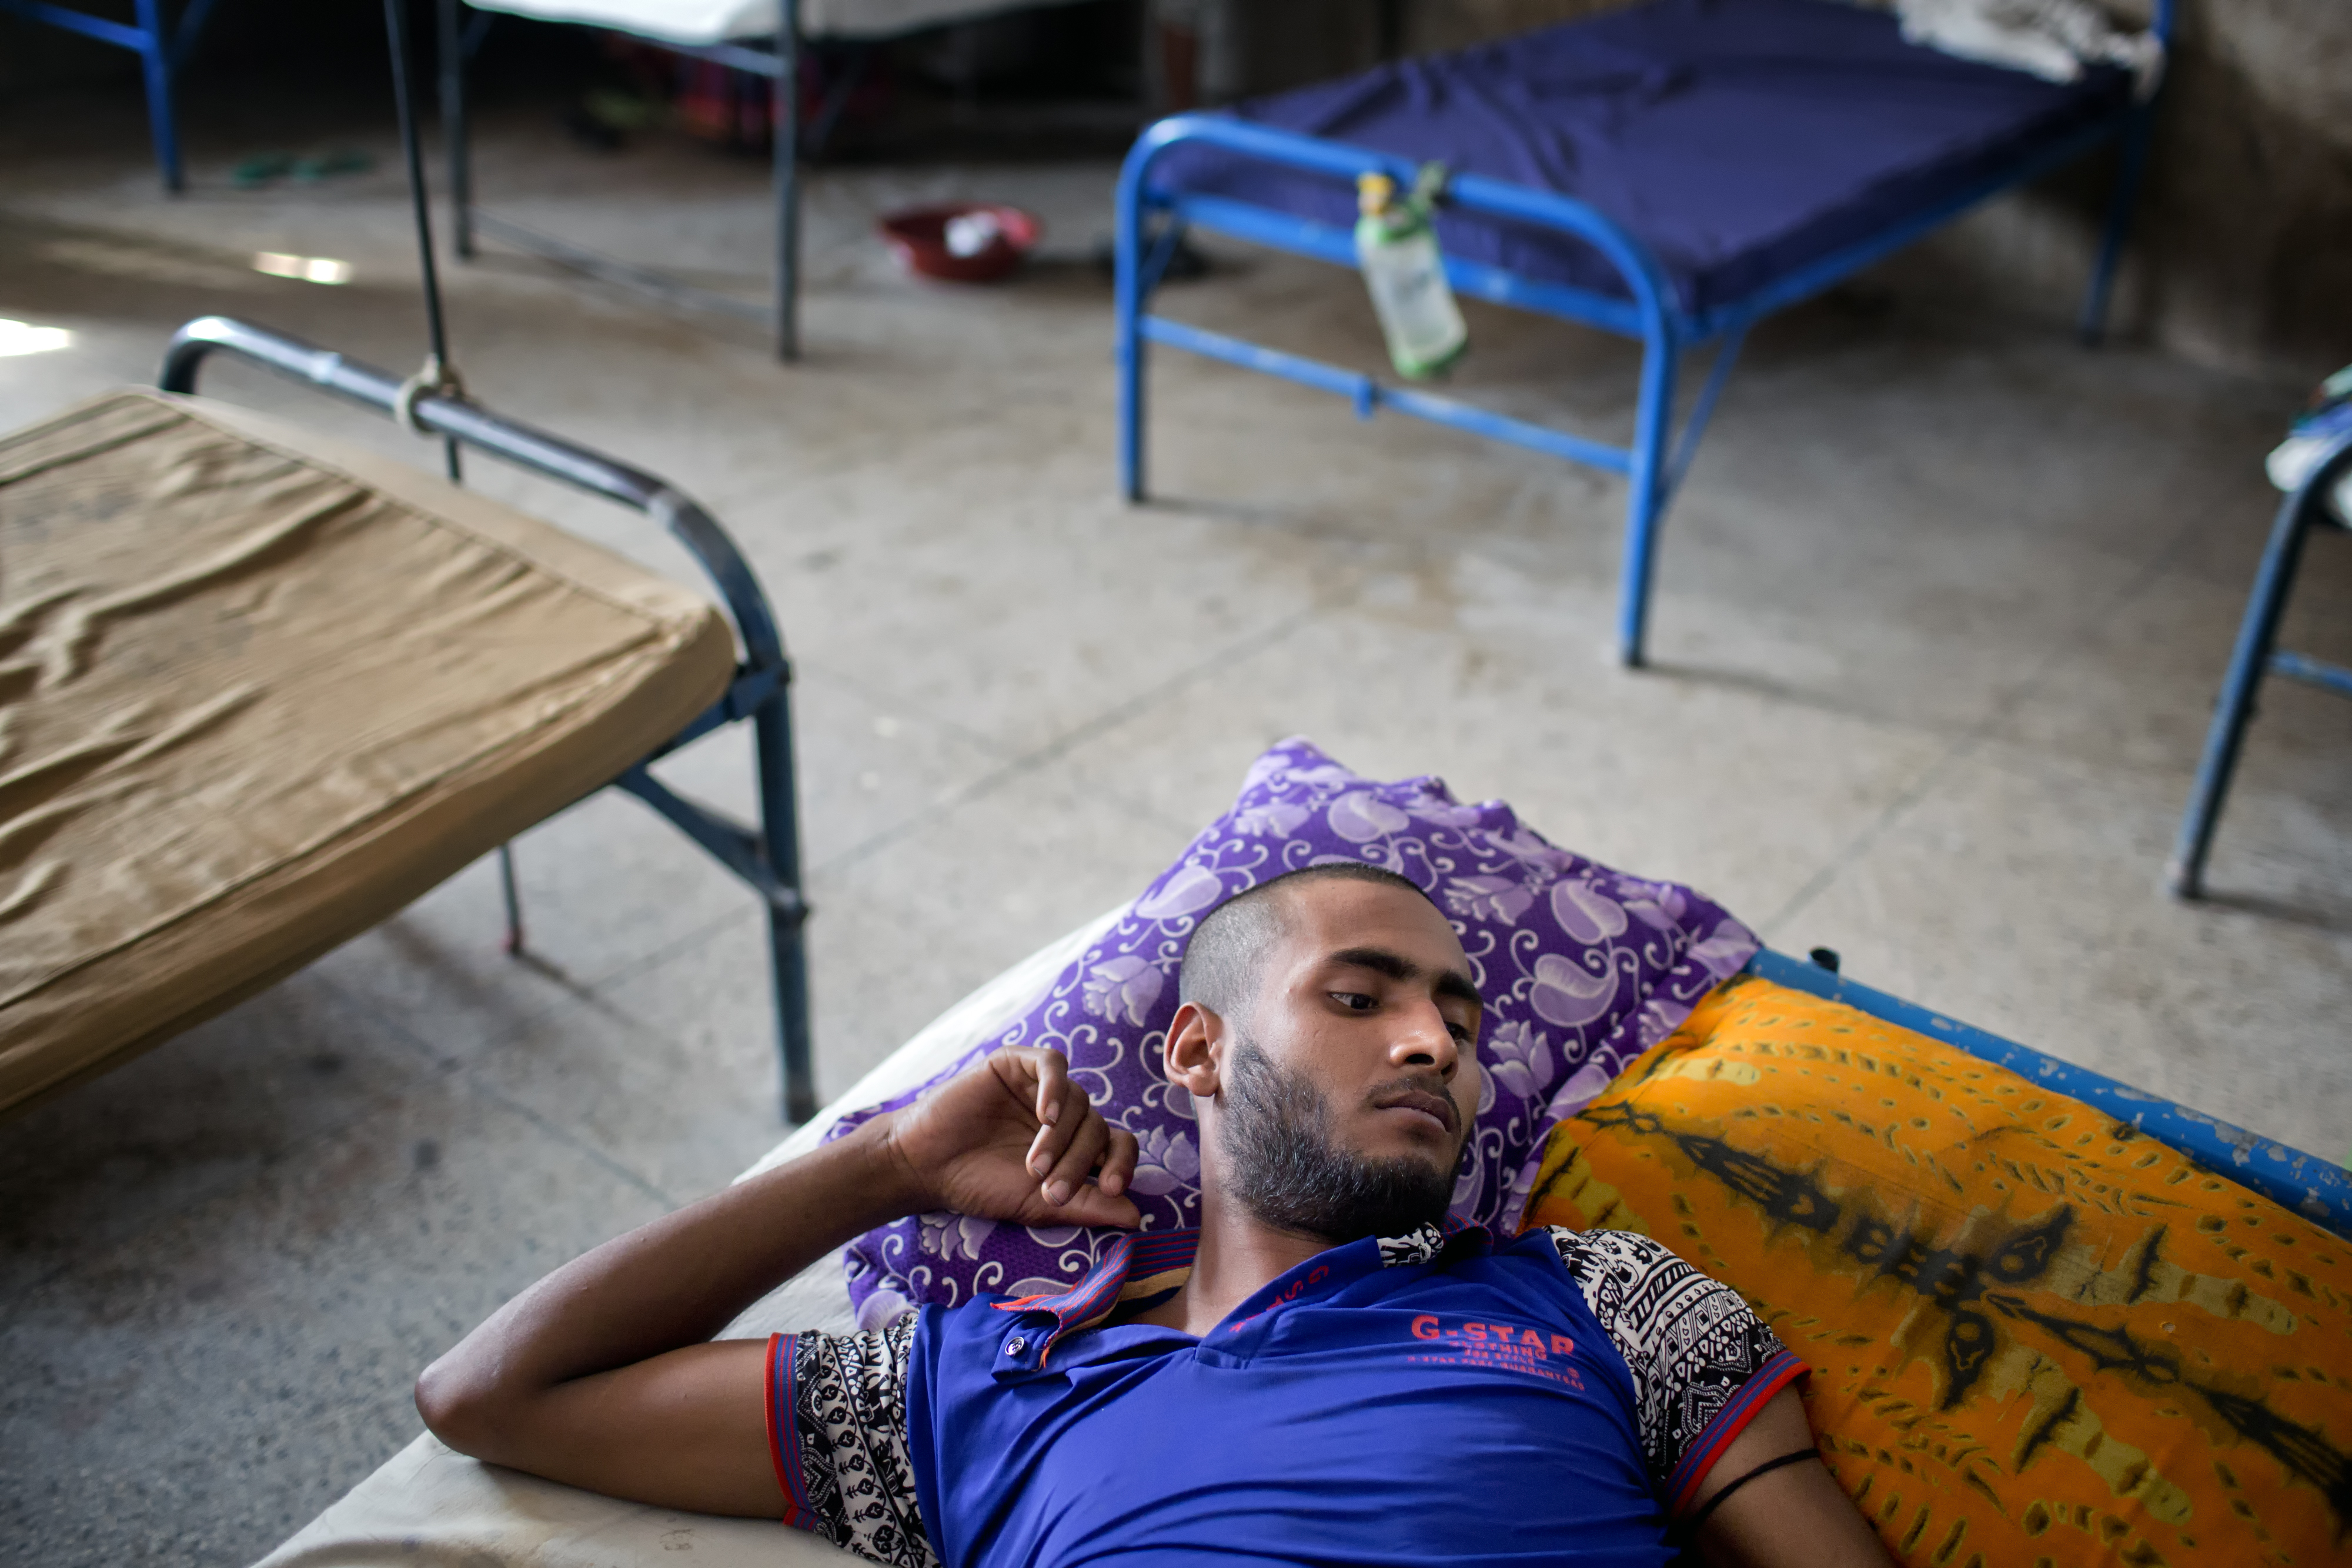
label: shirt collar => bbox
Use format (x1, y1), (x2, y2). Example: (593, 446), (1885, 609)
(990, 1221), (1473, 1364)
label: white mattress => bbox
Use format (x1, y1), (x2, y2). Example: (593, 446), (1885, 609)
(255, 908), (1118, 1568)
(467, 0), (1073, 44)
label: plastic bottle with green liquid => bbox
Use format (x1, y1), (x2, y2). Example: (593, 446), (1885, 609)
(1354, 166), (1468, 380)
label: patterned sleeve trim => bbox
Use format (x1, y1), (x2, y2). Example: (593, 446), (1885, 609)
(765, 1318), (940, 1568)
(1662, 1345), (1809, 1515)
(1546, 1227), (1807, 1510)
(764, 1333), (813, 1529)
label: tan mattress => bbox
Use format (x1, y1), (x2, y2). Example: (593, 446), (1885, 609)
(0, 390), (737, 1118)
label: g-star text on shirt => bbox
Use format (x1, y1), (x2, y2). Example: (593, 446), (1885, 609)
(1406, 1315), (1585, 1389)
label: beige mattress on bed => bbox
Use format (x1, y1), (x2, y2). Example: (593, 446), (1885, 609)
(0, 389), (736, 1119)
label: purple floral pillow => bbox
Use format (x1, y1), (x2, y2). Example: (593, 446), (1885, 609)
(831, 737), (1755, 1327)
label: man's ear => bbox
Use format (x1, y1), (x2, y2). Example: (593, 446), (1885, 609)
(1163, 1001), (1225, 1098)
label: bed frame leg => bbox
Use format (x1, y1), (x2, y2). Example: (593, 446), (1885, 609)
(2079, 100), (2154, 347)
(773, 3), (801, 362)
(2168, 483), (2318, 899)
(494, 842), (526, 954)
(133, 0), (183, 192)
(755, 687), (816, 1121)
(1114, 180), (1151, 503)
(1617, 332), (1680, 668)
(439, 0), (474, 259)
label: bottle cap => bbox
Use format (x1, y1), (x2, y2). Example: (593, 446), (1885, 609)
(1357, 172), (1394, 215)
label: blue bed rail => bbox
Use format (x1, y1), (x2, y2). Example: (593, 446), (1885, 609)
(1114, 0), (2174, 668)
(1747, 948), (2351, 1241)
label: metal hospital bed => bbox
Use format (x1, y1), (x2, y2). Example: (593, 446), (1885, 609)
(251, 918), (2350, 1567)
(0, 314), (820, 1123)
(1, 2), (827, 1123)
(437, 0), (1101, 360)
(1115, 0), (2174, 667)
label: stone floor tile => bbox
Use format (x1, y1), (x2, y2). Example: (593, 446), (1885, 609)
(0, 1069), (670, 1568)
(0, 974), (440, 1305)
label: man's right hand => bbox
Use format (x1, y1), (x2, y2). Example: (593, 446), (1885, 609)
(879, 1047), (1142, 1230)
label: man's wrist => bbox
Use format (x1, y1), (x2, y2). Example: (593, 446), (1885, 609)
(841, 1112), (939, 1222)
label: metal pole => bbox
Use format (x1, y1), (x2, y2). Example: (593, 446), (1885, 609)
(2077, 101), (2153, 347)
(757, 686), (815, 1121)
(439, 0), (475, 259)
(1616, 330), (1680, 667)
(773, 0), (801, 360)
(1114, 140), (1152, 501)
(2079, 0), (2170, 346)
(383, 0), (465, 485)
(496, 844), (526, 954)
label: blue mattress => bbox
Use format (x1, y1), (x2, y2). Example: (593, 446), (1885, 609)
(1148, 0), (2131, 320)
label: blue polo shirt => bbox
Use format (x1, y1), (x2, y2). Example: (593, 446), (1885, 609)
(767, 1223), (1803, 1568)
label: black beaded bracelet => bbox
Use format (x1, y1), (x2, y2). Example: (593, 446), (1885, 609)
(1680, 1447), (1820, 1537)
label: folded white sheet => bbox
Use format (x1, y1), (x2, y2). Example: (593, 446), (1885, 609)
(255, 909), (1118, 1568)
(1863, 0), (2164, 99)
(466, 0), (1067, 45)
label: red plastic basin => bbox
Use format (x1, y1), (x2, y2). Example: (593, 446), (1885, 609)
(877, 202), (1042, 283)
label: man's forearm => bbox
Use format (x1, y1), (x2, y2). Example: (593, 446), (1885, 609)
(416, 1115), (921, 1445)
(409, 1045), (1132, 1514)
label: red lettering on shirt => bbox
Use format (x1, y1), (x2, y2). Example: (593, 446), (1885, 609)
(1396, 1317), (1583, 1388)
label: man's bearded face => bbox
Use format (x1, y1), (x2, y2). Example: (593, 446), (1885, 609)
(1220, 1035), (1465, 1243)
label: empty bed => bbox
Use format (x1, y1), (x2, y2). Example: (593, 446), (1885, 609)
(1117, 0), (2169, 665)
(0, 388), (737, 1118)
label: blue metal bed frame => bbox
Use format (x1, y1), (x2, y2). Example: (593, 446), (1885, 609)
(1750, 948), (2352, 1241)
(0, 0), (225, 191)
(156, 313), (822, 1122)
(2170, 424), (2352, 898)
(1115, 1), (2176, 667)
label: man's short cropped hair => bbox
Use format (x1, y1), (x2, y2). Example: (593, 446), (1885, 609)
(1177, 863), (1434, 1022)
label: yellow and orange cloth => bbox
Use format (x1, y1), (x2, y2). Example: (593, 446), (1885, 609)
(1524, 974), (2352, 1567)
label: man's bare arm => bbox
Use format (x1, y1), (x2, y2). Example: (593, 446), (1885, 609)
(1689, 1386), (1894, 1568)
(414, 1047), (1140, 1517)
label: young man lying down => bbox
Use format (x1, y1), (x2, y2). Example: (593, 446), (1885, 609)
(418, 864), (1893, 1567)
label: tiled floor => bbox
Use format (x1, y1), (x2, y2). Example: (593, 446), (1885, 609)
(2, 84), (2347, 1567)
